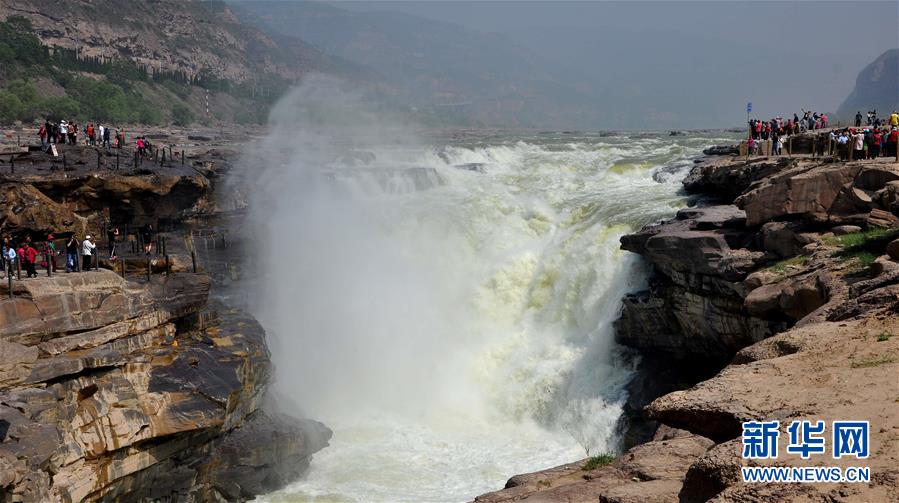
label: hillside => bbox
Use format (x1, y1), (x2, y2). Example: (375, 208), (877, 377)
(836, 48), (899, 120)
(0, 0), (355, 125)
(229, 0), (602, 128)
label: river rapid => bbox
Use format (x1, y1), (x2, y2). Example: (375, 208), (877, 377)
(247, 83), (738, 503)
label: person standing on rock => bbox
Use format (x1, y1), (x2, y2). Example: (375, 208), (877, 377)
(3, 243), (15, 279)
(870, 129), (882, 159)
(43, 234), (58, 273)
(65, 235), (79, 273)
(855, 111), (863, 127)
(21, 242), (38, 278)
(82, 235), (96, 272)
(107, 226), (119, 260)
(853, 130), (865, 159)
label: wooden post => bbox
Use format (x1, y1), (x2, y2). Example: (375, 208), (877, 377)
(788, 136), (792, 157)
(146, 258), (151, 282)
(46, 252), (51, 277)
(16, 257), (21, 280)
(7, 271), (12, 299)
(116, 152), (119, 170)
(9, 155), (13, 175)
(63, 153), (67, 170)
(165, 255), (170, 276)
(191, 250), (197, 273)
(97, 150), (101, 170)
(154, 148), (158, 163)
(120, 257), (125, 278)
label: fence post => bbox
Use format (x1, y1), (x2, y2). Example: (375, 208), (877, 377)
(146, 258), (151, 282)
(165, 255), (170, 276)
(120, 257), (125, 279)
(46, 252), (51, 277)
(788, 136), (792, 157)
(191, 250), (197, 273)
(9, 155), (13, 175)
(16, 257), (21, 280)
(181, 150), (184, 165)
(116, 152), (119, 170)
(97, 150), (101, 170)
(63, 153), (67, 170)
(7, 271), (12, 299)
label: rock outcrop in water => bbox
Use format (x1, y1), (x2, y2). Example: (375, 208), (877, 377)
(0, 140), (329, 501)
(476, 148), (899, 502)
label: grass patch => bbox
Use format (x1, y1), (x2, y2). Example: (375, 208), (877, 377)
(824, 227), (899, 248)
(850, 355), (897, 368)
(765, 255), (809, 274)
(877, 331), (893, 342)
(582, 453), (616, 471)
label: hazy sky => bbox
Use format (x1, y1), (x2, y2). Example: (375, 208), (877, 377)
(329, 1), (898, 122)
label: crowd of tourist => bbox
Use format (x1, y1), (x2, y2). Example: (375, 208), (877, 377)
(1, 225), (156, 280)
(745, 108), (899, 160)
(748, 110), (829, 141)
(37, 119), (127, 151)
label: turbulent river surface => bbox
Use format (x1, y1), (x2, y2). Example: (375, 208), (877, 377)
(249, 110), (739, 502)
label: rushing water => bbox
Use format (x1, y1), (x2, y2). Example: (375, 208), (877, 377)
(246, 83), (737, 503)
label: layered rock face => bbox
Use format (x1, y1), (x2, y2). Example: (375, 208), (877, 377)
(0, 143), (329, 501)
(478, 151), (899, 502)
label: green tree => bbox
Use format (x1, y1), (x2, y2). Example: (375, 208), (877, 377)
(171, 103), (193, 126)
(0, 91), (22, 122)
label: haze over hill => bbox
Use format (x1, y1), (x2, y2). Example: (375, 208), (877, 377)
(233, 0), (898, 130)
(837, 48), (899, 120)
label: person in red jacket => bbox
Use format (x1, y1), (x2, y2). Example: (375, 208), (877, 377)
(21, 243), (38, 278)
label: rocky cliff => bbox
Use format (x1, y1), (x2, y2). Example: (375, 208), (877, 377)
(0, 136), (329, 501)
(476, 140), (899, 502)
(0, 0), (332, 84)
(836, 48), (899, 121)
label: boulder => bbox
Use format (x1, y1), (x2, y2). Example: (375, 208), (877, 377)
(744, 272), (829, 321)
(701, 145), (738, 156)
(760, 221), (810, 258)
(831, 224), (862, 235)
(867, 208), (899, 228)
(735, 162), (862, 226)
(887, 238), (899, 260)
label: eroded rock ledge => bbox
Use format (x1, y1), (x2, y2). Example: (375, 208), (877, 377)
(0, 144), (327, 501)
(476, 151), (899, 502)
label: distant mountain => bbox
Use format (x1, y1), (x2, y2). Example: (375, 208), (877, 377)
(836, 49), (899, 120)
(0, 0), (347, 84)
(229, 0), (605, 128)
(0, 0), (364, 124)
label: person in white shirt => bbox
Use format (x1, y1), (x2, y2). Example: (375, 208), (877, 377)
(82, 235), (96, 271)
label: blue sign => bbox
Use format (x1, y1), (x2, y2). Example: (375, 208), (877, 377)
(747, 102), (752, 113)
